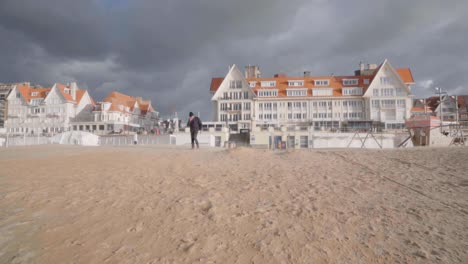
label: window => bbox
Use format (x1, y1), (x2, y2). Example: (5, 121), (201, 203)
(314, 80), (329, 86)
(16, 92), (21, 98)
(381, 100), (395, 108)
(244, 91), (249, 99)
(381, 88), (394, 97)
(261, 81), (276, 87)
(229, 80), (242, 89)
(312, 88), (333, 96)
(372, 100), (380, 108)
(288, 80), (304, 87)
(380, 77), (392, 85)
(344, 101), (362, 108)
(373, 89), (379, 96)
(397, 99), (406, 108)
(64, 88), (70, 94)
(342, 79), (358, 86)
(287, 89), (307, 97)
(395, 88), (405, 96)
(249, 81), (256, 87)
(244, 102), (251, 110)
(258, 89), (278, 97)
(364, 79), (370, 85)
(342, 88), (363, 96)
(31, 92), (38, 96)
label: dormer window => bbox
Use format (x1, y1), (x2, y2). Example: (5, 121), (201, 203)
(258, 89), (278, 97)
(31, 92), (38, 96)
(287, 88), (308, 97)
(342, 79), (358, 86)
(261, 81), (276, 87)
(249, 81), (257, 88)
(364, 79), (370, 85)
(288, 80), (304, 87)
(64, 88), (71, 94)
(314, 80), (329, 86)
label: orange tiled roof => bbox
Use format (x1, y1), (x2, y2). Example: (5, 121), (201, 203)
(210, 67), (413, 97)
(210, 78), (224, 93)
(102, 91), (154, 114)
(396, 68), (415, 83)
(15, 83), (92, 105)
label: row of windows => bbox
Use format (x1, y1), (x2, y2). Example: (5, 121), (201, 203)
(343, 79), (359, 86)
(258, 90), (278, 97)
(251, 79), (334, 88)
(257, 112), (364, 120)
(372, 99), (406, 108)
(342, 87), (363, 96)
(287, 89), (308, 97)
(220, 113), (250, 121)
(222, 91), (249, 100)
(229, 80), (243, 89)
(220, 102), (251, 111)
(373, 88), (405, 97)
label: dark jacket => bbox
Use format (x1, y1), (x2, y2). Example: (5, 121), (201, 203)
(187, 116), (202, 131)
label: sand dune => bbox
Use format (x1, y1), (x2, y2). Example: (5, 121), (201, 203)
(1, 145), (467, 263)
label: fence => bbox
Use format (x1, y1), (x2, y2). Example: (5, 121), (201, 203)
(1, 134), (173, 147)
(1, 135), (50, 147)
(99, 135), (171, 146)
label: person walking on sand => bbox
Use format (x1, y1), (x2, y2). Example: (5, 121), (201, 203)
(187, 112), (202, 149)
(133, 133), (138, 145)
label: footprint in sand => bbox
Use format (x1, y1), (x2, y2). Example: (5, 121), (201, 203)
(127, 222), (143, 233)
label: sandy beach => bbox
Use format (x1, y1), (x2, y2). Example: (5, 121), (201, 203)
(0, 145), (467, 263)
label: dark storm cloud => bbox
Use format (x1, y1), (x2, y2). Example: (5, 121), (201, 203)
(0, 0), (467, 119)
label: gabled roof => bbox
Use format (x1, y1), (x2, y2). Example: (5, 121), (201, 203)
(209, 64), (413, 97)
(210, 78), (224, 93)
(14, 82), (94, 105)
(395, 68), (415, 83)
(101, 91), (155, 114)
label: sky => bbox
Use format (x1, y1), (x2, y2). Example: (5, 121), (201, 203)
(1, 0), (467, 119)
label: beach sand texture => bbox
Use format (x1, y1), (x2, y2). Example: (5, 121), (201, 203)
(1, 145), (467, 263)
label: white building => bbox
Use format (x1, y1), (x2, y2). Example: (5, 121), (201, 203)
(71, 91), (159, 134)
(5, 82), (95, 135)
(210, 59), (414, 131)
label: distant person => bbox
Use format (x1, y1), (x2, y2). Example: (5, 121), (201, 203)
(133, 133), (138, 145)
(187, 112), (202, 149)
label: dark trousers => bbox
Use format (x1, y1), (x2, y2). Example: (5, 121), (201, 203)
(191, 130), (199, 148)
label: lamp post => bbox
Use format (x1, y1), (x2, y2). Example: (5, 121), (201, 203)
(435, 87), (447, 132)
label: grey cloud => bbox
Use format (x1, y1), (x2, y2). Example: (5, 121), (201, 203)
(0, 0), (467, 119)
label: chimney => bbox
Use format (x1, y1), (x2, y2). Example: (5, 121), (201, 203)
(304, 71), (311, 77)
(274, 73), (286, 78)
(359, 62), (365, 71)
(70, 82), (77, 100)
(245, 65), (261, 78)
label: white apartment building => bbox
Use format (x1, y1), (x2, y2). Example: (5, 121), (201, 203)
(210, 59), (414, 131)
(71, 91), (159, 134)
(5, 82), (95, 135)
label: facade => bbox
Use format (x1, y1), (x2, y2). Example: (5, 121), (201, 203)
(210, 59), (414, 131)
(71, 91), (159, 134)
(426, 95), (468, 123)
(5, 82), (95, 135)
(0, 83), (17, 129)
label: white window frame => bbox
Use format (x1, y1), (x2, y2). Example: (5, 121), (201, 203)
(312, 88), (333, 97)
(261, 81), (276, 87)
(288, 80), (304, 87)
(314, 80), (330, 86)
(286, 89), (308, 97)
(342, 79), (358, 86)
(258, 89), (278, 97)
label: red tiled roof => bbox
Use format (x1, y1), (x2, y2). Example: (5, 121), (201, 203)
(210, 66), (413, 97)
(210, 78), (224, 93)
(15, 83), (93, 105)
(102, 91), (154, 114)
